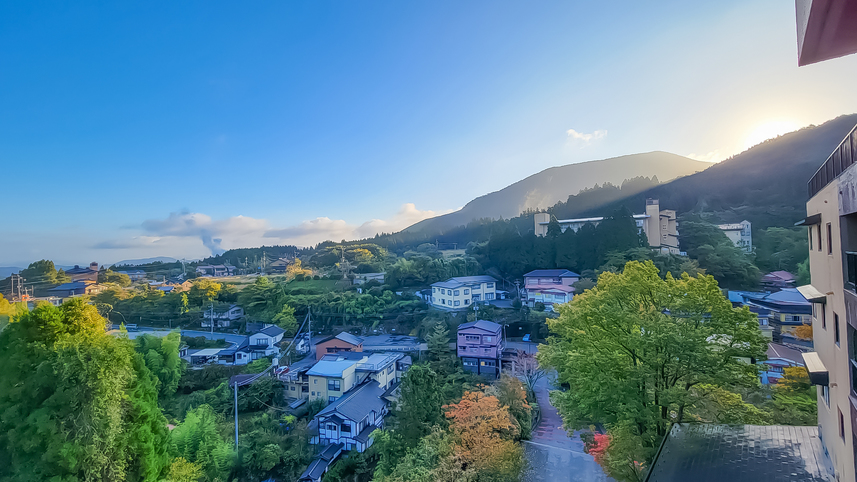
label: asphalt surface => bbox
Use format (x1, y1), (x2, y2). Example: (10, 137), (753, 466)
(521, 374), (612, 482)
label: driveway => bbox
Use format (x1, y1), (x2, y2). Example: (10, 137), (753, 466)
(522, 374), (611, 482)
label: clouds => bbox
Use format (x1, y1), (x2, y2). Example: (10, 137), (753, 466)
(566, 128), (607, 145)
(686, 150), (723, 163)
(95, 203), (447, 257)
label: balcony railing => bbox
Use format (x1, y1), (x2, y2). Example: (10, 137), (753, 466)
(808, 124), (857, 198)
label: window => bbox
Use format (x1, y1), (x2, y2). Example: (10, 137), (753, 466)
(328, 380), (341, 391)
(465, 299), (470, 305)
(465, 335), (479, 342)
(822, 385), (830, 407)
(302, 385), (308, 392)
(441, 289), (446, 295)
(822, 304), (827, 329)
(835, 313), (840, 346)
(840, 408), (846, 438)
(433, 287), (437, 293)
(792, 315), (802, 322)
(808, 229), (813, 250)
(827, 223), (833, 254)
(483, 348), (490, 354)
(441, 299), (446, 305)
(486, 282), (494, 288)
(314, 379), (318, 384)
(342, 422), (351, 433)
(291, 386), (296, 391)
(459, 346), (466, 351)
(817, 224), (822, 251)
(387, 365), (394, 374)
(454, 300), (460, 306)
(463, 359), (478, 367)
(481, 360), (496, 367)
(484, 336), (493, 342)
(327, 423), (337, 431)
(454, 290), (460, 296)
(311, 391), (315, 396)
(464, 289), (469, 295)
(329, 396), (337, 403)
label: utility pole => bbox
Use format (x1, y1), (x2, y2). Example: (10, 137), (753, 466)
(308, 307), (313, 358)
(210, 303), (214, 335)
(234, 381), (239, 446)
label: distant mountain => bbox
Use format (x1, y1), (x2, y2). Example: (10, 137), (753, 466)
(405, 152), (712, 233)
(571, 114), (857, 229)
(0, 267), (21, 279)
(111, 256), (179, 267)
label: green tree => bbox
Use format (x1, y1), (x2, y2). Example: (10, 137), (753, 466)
(538, 261), (766, 480)
(170, 404), (235, 481)
(426, 322), (454, 376)
(394, 364), (445, 449)
(0, 298), (170, 481)
(272, 304), (297, 334)
(165, 457), (203, 482)
(135, 332), (184, 398)
(99, 269), (132, 287)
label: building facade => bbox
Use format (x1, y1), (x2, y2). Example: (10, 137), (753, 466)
(314, 332), (364, 361)
(717, 220), (753, 253)
(533, 198), (680, 254)
(523, 269), (579, 307)
(457, 320), (503, 377)
(430, 275), (497, 309)
(797, 122), (857, 481)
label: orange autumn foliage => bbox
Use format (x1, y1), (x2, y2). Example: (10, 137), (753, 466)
(793, 324), (813, 341)
(444, 391), (523, 476)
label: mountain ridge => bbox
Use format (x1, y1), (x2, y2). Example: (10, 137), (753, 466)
(405, 151), (712, 233)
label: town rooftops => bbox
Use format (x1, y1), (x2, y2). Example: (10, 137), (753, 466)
(259, 325), (286, 337)
(523, 269), (580, 278)
(355, 352), (402, 372)
(361, 334), (425, 351)
(65, 265), (97, 274)
(431, 275), (497, 289)
(645, 424), (833, 482)
(458, 319), (502, 333)
(764, 270), (795, 282)
(307, 357), (362, 377)
(317, 381), (387, 423)
(314, 332), (364, 347)
(48, 281), (92, 291)
(766, 343), (806, 365)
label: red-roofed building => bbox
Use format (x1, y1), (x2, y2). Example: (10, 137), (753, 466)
(522, 269), (579, 308)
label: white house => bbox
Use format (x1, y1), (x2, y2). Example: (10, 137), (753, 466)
(717, 220), (752, 253)
(430, 275), (497, 310)
(201, 304), (245, 328)
(249, 324), (285, 353)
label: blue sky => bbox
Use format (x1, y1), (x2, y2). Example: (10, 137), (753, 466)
(2, 1), (857, 266)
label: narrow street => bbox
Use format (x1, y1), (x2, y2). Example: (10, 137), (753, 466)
(521, 373), (611, 481)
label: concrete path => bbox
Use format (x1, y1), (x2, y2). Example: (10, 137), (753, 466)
(522, 375), (611, 482)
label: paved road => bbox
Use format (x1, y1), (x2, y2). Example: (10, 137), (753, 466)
(522, 375), (611, 482)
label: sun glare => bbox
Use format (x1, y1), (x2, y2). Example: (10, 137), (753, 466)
(744, 120), (803, 151)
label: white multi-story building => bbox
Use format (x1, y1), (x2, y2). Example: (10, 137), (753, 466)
(717, 220), (752, 253)
(533, 198), (680, 254)
(430, 275), (497, 309)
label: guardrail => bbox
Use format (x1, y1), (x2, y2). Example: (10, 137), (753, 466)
(808, 124), (857, 198)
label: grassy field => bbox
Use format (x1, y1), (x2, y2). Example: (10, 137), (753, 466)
(286, 279), (341, 291)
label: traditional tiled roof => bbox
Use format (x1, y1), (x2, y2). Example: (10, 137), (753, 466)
(317, 382), (387, 423)
(259, 325), (286, 337)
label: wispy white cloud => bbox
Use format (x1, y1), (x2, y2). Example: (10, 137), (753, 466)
(95, 204), (447, 256)
(566, 128), (607, 144)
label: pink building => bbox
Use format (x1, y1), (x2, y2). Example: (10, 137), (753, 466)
(523, 269), (579, 308)
(456, 320), (503, 377)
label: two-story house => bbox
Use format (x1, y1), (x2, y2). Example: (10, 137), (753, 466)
(314, 332), (364, 361)
(523, 269), (579, 308)
(310, 381), (388, 452)
(430, 275), (498, 310)
(302, 351), (406, 403)
(195, 264), (236, 277)
(201, 304), (245, 328)
(457, 320), (503, 377)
